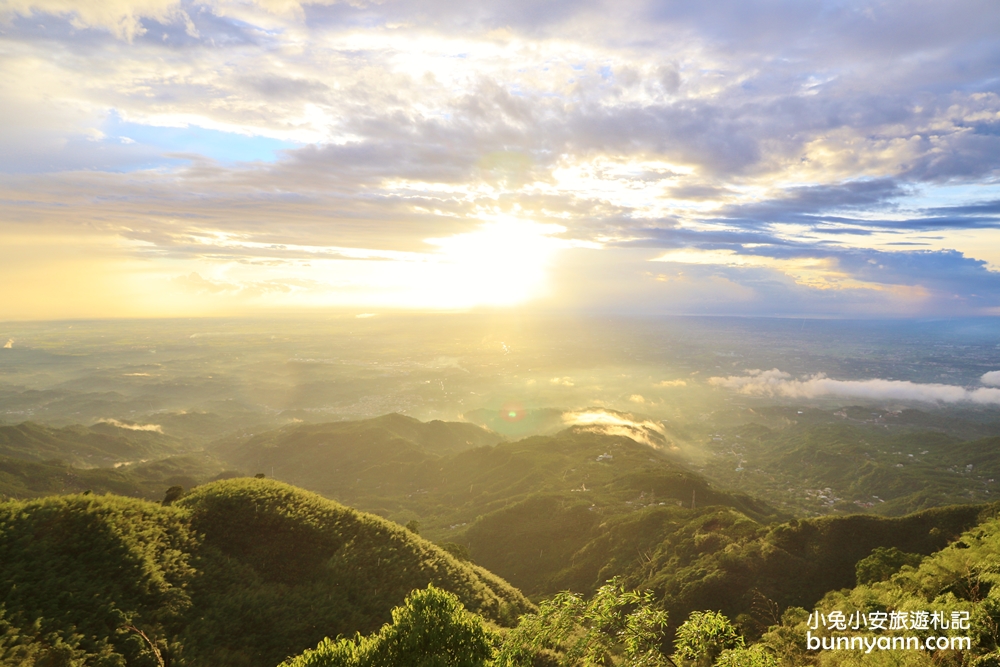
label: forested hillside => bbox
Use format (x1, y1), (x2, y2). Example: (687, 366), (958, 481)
(0, 420), (193, 467)
(0, 478), (530, 667)
(0, 452), (234, 500)
(213, 420), (777, 533)
(5, 476), (1000, 665)
(742, 507), (1000, 665)
(698, 407), (1000, 516)
(7, 411), (1000, 666)
(276, 504), (1000, 666)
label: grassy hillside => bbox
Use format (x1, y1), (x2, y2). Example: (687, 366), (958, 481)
(0, 478), (531, 667)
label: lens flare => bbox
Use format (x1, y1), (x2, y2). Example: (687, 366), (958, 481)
(500, 401), (526, 422)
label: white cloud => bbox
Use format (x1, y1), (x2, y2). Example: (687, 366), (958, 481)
(2, 0), (1000, 317)
(982, 371), (1000, 387)
(97, 418), (163, 432)
(562, 409), (671, 450)
(709, 369), (1000, 405)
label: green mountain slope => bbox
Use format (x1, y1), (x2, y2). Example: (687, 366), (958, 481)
(0, 420), (192, 467)
(697, 410), (1000, 516)
(270, 501), (1000, 667)
(0, 452), (237, 501)
(750, 505), (1000, 665)
(0, 478), (531, 667)
(600, 502), (997, 643)
(216, 419), (776, 525)
(212, 414), (504, 498)
(212, 418), (785, 602)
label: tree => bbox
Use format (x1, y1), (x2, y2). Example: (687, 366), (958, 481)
(280, 585), (495, 667)
(161, 486), (184, 506)
(495, 578), (671, 666)
(673, 611), (743, 667)
(855, 546), (923, 585)
(712, 644), (778, 667)
(438, 542), (471, 562)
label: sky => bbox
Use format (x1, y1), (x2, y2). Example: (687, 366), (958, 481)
(2, 0), (1000, 319)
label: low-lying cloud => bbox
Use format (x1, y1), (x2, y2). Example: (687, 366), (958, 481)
(708, 369), (1000, 405)
(982, 371), (1000, 387)
(97, 418), (164, 432)
(561, 409), (672, 450)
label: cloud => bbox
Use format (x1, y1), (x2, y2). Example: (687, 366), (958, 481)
(3, 339), (12, 349)
(709, 369), (1000, 405)
(3, 0), (1000, 317)
(2, 0), (184, 41)
(96, 418), (164, 432)
(561, 409), (671, 450)
(655, 379), (687, 387)
(982, 371), (1000, 387)
(706, 179), (1000, 234)
(172, 272), (293, 296)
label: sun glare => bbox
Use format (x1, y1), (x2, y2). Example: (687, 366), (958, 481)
(421, 218), (568, 307)
(121, 218), (572, 316)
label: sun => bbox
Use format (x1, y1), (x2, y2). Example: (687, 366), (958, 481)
(419, 218), (570, 308)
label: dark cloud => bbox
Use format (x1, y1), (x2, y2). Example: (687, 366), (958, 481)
(301, 0), (601, 33)
(615, 226), (793, 250)
(704, 179), (1000, 233)
(642, 0), (1000, 69)
(900, 132), (1000, 182)
(927, 200), (1000, 216)
(241, 75), (331, 101)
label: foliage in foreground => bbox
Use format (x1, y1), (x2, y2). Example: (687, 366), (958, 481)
(280, 586), (495, 667)
(283, 579), (785, 667)
(494, 579), (670, 666)
(744, 514), (1000, 666)
(283, 508), (1000, 667)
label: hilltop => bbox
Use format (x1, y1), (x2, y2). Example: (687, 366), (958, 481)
(0, 478), (531, 667)
(210, 415), (1000, 618)
(212, 417), (776, 529)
